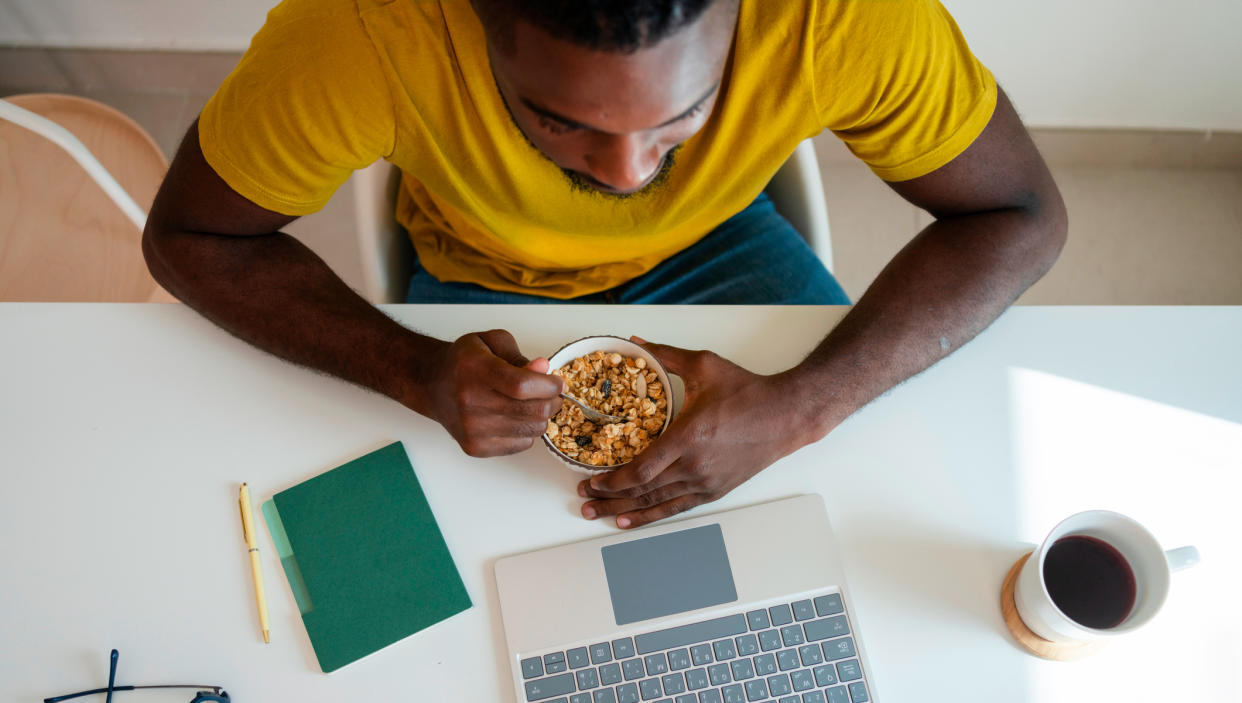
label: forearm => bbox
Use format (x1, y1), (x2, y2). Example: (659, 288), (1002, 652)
(143, 228), (444, 413)
(790, 204), (1066, 441)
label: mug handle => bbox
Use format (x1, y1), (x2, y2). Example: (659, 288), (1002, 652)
(1165, 545), (1200, 572)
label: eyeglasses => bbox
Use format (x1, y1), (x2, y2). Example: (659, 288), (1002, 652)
(45, 649), (229, 703)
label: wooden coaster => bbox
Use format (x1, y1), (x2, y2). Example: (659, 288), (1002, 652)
(1000, 552), (1107, 661)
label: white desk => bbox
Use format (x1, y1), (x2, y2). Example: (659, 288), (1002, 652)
(2, 304), (1240, 702)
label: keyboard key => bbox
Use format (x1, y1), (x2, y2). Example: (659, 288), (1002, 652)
(668, 648), (691, 671)
(662, 673), (687, 695)
(572, 695), (592, 703)
(753, 653), (777, 675)
(758, 630), (782, 652)
(708, 663), (731, 685)
(645, 653), (670, 676)
(636, 615), (747, 655)
(836, 660), (862, 682)
(769, 604), (793, 626)
(722, 684), (745, 703)
(617, 683), (640, 703)
(676, 696), (697, 703)
(577, 668), (600, 690)
(824, 686), (848, 703)
(798, 644), (823, 667)
(744, 679), (769, 701)
(780, 625), (805, 647)
(526, 673), (577, 701)
(802, 691), (826, 703)
(593, 690), (617, 703)
(814, 594), (844, 617)
(639, 678), (663, 700)
(601, 663), (623, 685)
(790, 670), (814, 691)
(523, 657), (544, 679)
(712, 639), (737, 661)
(813, 664), (837, 687)
(766, 673), (792, 696)
(803, 617), (849, 642)
(613, 638), (636, 660)
(734, 633), (759, 656)
(792, 600), (815, 621)
(729, 658), (754, 681)
(777, 649), (800, 671)
(623, 659), (646, 681)
(685, 668), (709, 690)
(848, 682), (869, 703)
(546, 652), (568, 674)
(569, 648), (591, 669)
(746, 609), (770, 630)
(780, 698), (800, 703)
(691, 644), (714, 666)
(592, 643), (614, 665)
(698, 690), (723, 703)
(821, 637), (855, 661)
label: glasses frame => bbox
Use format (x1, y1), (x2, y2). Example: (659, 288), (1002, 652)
(45, 650), (229, 703)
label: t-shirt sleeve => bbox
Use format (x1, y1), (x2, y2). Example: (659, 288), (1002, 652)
(198, 0), (395, 215)
(811, 0), (997, 182)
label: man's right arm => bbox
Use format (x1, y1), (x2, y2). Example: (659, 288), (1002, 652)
(144, 120), (562, 456)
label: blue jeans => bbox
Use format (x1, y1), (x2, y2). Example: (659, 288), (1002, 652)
(404, 193), (851, 304)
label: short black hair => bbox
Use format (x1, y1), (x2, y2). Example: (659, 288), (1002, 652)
(471, 0), (720, 53)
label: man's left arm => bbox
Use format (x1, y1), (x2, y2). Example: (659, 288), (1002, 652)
(579, 87), (1067, 528)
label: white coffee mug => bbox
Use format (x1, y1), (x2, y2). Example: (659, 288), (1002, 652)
(1014, 510), (1199, 644)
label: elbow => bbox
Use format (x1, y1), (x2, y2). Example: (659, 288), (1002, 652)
(141, 217), (179, 295)
(1019, 180), (1068, 284)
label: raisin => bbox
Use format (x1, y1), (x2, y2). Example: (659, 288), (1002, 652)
(575, 436), (591, 447)
(601, 379), (612, 398)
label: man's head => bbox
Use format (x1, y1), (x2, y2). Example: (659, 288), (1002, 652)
(473, 0), (739, 197)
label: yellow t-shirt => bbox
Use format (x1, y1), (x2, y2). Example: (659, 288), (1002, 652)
(200, 0), (996, 298)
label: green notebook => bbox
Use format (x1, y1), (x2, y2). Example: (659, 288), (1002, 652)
(261, 441), (471, 673)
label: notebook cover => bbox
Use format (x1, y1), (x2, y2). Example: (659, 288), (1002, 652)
(263, 441), (472, 672)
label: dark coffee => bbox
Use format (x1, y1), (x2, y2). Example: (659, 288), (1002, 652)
(1042, 535), (1136, 629)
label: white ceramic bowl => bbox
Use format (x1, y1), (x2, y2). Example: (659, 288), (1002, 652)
(542, 335), (676, 475)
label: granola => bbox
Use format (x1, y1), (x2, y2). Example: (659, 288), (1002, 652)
(546, 351), (668, 467)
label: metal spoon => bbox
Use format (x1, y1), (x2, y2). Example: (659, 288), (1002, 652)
(559, 393), (626, 425)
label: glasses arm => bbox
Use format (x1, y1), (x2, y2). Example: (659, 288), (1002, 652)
(105, 650), (119, 703)
(44, 686), (136, 703)
(45, 685), (226, 703)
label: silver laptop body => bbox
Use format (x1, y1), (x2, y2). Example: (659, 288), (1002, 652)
(496, 494), (877, 703)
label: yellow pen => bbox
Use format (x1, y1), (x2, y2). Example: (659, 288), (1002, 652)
(238, 483), (271, 643)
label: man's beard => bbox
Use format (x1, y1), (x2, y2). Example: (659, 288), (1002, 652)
(561, 144), (680, 200)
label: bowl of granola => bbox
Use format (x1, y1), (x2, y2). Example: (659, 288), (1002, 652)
(543, 336), (675, 475)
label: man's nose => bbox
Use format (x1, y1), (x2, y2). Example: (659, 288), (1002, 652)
(584, 133), (661, 193)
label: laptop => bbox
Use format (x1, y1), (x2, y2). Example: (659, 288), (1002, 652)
(495, 494), (876, 703)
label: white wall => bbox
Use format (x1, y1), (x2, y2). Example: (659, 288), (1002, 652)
(2, 0), (1239, 130)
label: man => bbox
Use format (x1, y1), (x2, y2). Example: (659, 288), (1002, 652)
(144, 0), (1066, 529)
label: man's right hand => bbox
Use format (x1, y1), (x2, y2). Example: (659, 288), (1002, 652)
(146, 122), (563, 461)
(420, 329), (565, 457)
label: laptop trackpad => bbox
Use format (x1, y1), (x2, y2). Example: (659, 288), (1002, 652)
(601, 524), (739, 625)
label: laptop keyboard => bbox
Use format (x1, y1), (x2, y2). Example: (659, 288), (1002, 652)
(519, 591), (871, 703)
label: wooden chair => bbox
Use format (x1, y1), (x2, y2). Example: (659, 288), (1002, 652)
(0, 94), (174, 302)
(351, 139), (834, 304)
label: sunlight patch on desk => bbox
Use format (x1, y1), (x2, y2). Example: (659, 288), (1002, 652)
(1007, 368), (1242, 702)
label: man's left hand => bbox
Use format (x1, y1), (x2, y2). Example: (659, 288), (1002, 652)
(578, 336), (820, 529)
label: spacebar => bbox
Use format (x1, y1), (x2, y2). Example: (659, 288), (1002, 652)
(635, 613), (748, 655)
